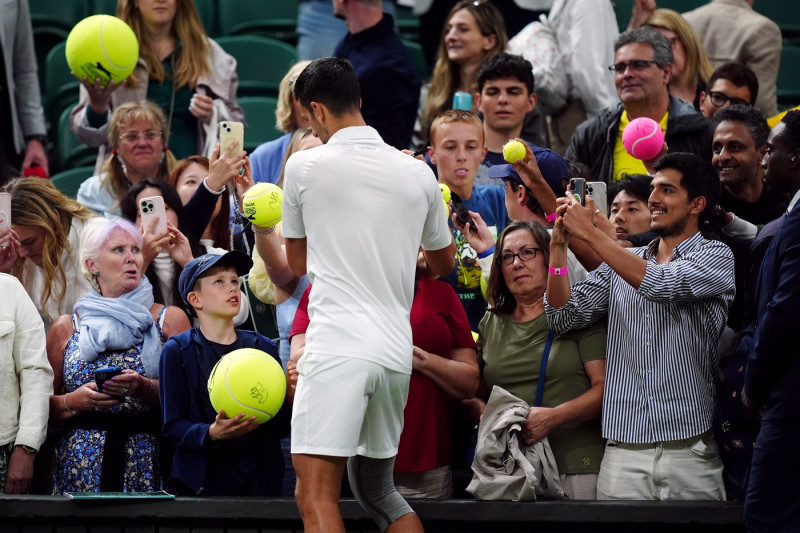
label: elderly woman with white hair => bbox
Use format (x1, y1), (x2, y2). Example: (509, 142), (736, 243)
(46, 218), (190, 494)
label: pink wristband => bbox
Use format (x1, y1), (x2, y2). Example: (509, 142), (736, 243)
(549, 265), (568, 276)
(545, 212), (557, 223)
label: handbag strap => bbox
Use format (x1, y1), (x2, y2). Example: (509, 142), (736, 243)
(534, 330), (556, 407)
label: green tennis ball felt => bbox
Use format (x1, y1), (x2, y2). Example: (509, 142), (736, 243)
(66, 15), (139, 86)
(243, 183), (283, 227)
(207, 348), (286, 423)
(502, 140), (526, 163)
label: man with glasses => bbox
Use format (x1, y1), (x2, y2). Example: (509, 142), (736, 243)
(567, 27), (710, 183)
(700, 61), (759, 118)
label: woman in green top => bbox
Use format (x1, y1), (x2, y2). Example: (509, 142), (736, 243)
(71, 0), (244, 171)
(466, 220), (607, 499)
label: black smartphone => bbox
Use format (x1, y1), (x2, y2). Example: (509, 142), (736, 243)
(569, 178), (587, 206)
(450, 192), (478, 234)
(95, 366), (123, 393)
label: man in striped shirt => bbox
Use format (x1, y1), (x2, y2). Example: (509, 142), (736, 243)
(544, 152), (735, 500)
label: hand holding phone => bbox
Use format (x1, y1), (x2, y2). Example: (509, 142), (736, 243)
(95, 366), (123, 393)
(0, 193), (10, 246)
(140, 196), (168, 236)
(569, 178), (587, 206)
(450, 192), (478, 235)
(219, 121), (244, 156)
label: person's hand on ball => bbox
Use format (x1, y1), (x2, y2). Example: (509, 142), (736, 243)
(189, 93), (215, 124)
(208, 410), (261, 440)
(641, 141), (668, 176)
(79, 76), (119, 115)
(207, 143), (247, 192)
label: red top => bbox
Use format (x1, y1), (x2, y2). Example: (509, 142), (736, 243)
(289, 278), (476, 472)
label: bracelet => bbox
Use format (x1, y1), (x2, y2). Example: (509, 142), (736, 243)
(63, 393), (78, 416)
(476, 245), (495, 259)
(252, 226), (276, 236)
(549, 265), (568, 276)
(149, 378), (155, 396)
(545, 212), (558, 223)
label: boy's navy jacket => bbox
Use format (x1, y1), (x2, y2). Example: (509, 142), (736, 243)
(159, 328), (290, 495)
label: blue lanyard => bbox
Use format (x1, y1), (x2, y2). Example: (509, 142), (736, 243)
(534, 330), (556, 407)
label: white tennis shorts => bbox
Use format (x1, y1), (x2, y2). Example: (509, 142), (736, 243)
(291, 354), (410, 458)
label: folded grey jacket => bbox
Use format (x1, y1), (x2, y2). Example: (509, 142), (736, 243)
(467, 385), (565, 501)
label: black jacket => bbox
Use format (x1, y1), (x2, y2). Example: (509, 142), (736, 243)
(567, 96), (712, 183)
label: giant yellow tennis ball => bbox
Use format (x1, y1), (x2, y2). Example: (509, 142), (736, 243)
(502, 140), (526, 163)
(207, 348), (286, 423)
(243, 183), (283, 227)
(65, 15), (139, 87)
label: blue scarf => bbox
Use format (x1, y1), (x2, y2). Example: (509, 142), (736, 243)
(74, 276), (161, 379)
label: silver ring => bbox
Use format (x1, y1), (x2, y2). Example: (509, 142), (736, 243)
(594, 208), (601, 215)
(122, 387), (129, 395)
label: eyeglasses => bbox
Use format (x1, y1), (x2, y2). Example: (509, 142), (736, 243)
(119, 130), (162, 144)
(608, 60), (659, 72)
(500, 247), (543, 267)
(708, 91), (750, 107)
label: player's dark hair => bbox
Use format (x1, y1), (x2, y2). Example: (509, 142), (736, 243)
(293, 57), (361, 116)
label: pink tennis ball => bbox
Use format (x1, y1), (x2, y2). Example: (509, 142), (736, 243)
(622, 117), (665, 161)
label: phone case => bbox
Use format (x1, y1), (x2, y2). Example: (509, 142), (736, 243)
(140, 196), (168, 235)
(569, 178), (587, 206)
(219, 121), (244, 155)
(587, 181), (608, 216)
(450, 192), (478, 234)
(95, 366), (123, 393)
(0, 192), (10, 229)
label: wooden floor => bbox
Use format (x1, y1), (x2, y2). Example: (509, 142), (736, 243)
(0, 495), (745, 533)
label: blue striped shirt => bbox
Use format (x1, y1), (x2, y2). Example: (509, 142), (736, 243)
(544, 233), (735, 443)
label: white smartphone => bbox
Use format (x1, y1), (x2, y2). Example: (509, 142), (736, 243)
(139, 195), (168, 236)
(219, 121), (244, 155)
(587, 181), (608, 217)
(0, 192), (10, 229)
(0, 192), (10, 247)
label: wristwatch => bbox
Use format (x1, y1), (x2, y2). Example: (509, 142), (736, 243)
(24, 134), (47, 145)
(16, 445), (37, 454)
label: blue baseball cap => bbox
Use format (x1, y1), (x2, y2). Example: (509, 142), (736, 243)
(488, 147), (569, 192)
(179, 251), (253, 306)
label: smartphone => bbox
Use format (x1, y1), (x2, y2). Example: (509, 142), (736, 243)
(95, 366), (123, 393)
(0, 192), (10, 236)
(587, 181), (608, 216)
(450, 192), (478, 235)
(569, 178), (587, 206)
(139, 195), (168, 235)
(219, 121), (244, 155)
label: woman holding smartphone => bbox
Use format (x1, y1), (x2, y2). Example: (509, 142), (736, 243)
(47, 218), (190, 494)
(70, 0), (243, 171)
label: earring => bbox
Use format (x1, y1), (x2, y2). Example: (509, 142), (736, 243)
(94, 271), (100, 276)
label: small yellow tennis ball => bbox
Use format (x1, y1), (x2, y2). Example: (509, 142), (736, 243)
(65, 15), (139, 86)
(502, 140), (526, 163)
(207, 348), (286, 423)
(439, 183), (452, 204)
(243, 183), (283, 227)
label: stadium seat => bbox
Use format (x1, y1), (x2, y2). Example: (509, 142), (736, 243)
(216, 36), (297, 97)
(755, 2), (800, 43)
(395, 4), (421, 42)
(44, 42), (80, 133)
(29, 0), (88, 35)
(218, 0), (299, 42)
(90, 0), (117, 15)
(402, 39), (429, 81)
(57, 107), (98, 172)
(49, 166), (94, 199)
(777, 45), (800, 111)
(239, 97), (282, 152)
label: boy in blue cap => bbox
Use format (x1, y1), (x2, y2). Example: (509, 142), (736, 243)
(159, 251), (289, 496)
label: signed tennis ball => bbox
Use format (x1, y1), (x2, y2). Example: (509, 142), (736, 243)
(65, 15), (139, 86)
(207, 348), (286, 423)
(243, 183), (283, 227)
(502, 140), (526, 163)
(622, 117), (665, 160)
